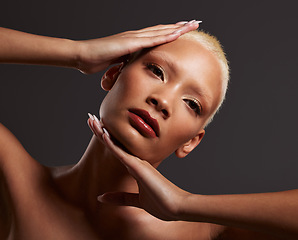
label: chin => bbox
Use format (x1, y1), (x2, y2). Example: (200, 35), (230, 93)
(107, 122), (167, 166)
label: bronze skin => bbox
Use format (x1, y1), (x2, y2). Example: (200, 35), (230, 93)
(1, 23), (242, 240)
(100, 37), (223, 167)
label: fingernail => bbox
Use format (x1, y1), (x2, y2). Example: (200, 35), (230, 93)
(88, 113), (94, 120)
(186, 19), (196, 25)
(93, 115), (100, 125)
(195, 20), (202, 24)
(87, 119), (92, 129)
(97, 195), (103, 202)
(103, 128), (110, 137)
(176, 21), (188, 25)
(171, 29), (182, 35)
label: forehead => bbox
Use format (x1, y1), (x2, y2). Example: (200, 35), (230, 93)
(139, 38), (223, 114)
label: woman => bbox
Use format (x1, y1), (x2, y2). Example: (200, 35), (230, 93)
(0, 21), (219, 240)
(92, 23), (298, 239)
(0, 21), (279, 240)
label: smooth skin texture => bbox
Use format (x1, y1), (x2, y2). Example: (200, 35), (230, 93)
(0, 21), (230, 240)
(0, 22), (220, 240)
(90, 117), (298, 239)
(0, 22), (197, 72)
(87, 30), (284, 239)
(99, 37), (222, 167)
(0, 21), (285, 240)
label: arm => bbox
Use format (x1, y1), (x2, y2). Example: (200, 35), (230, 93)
(87, 116), (298, 239)
(0, 21), (199, 73)
(0, 27), (77, 68)
(0, 123), (32, 239)
(184, 191), (298, 239)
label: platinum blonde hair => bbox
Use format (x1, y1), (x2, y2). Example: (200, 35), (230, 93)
(128, 30), (229, 128)
(180, 30), (230, 127)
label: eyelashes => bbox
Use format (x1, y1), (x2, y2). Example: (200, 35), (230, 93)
(146, 62), (203, 116)
(146, 63), (164, 81)
(184, 99), (202, 115)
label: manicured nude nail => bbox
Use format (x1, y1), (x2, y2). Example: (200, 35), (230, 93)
(171, 29), (182, 35)
(88, 113), (94, 120)
(97, 195), (103, 202)
(93, 115), (100, 125)
(103, 128), (110, 137)
(176, 21), (188, 25)
(187, 20), (196, 25)
(195, 21), (202, 24)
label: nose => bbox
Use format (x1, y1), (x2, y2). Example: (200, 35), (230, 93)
(146, 94), (171, 119)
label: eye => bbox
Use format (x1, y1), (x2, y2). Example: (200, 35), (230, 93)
(146, 63), (164, 81)
(184, 99), (202, 115)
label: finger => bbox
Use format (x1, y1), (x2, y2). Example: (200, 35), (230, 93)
(126, 25), (181, 39)
(130, 20), (201, 38)
(176, 20), (202, 25)
(102, 131), (162, 188)
(176, 21), (188, 25)
(135, 23), (181, 33)
(136, 20), (200, 33)
(87, 113), (103, 138)
(176, 20), (202, 33)
(128, 33), (180, 50)
(97, 192), (140, 208)
(111, 55), (130, 65)
(127, 22), (201, 50)
(102, 132), (142, 178)
(102, 132), (134, 165)
(92, 114), (104, 136)
(87, 114), (96, 134)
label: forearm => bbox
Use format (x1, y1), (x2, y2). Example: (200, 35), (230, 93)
(0, 23), (198, 74)
(0, 27), (79, 68)
(181, 189), (298, 239)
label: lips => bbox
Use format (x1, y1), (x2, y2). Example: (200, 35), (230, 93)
(128, 108), (160, 138)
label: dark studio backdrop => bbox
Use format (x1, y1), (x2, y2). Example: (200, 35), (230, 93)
(1, 1), (298, 195)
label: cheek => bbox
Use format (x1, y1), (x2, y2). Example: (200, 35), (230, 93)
(109, 68), (149, 103)
(121, 67), (150, 93)
(100, 69), (145, 112)
(164, 114), (202, 150)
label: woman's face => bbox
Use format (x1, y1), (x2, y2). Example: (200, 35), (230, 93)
(100, 38), (222, 166)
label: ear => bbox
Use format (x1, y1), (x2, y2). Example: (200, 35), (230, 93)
(175, 129), (205, 158)
(101, 63), (124, 91)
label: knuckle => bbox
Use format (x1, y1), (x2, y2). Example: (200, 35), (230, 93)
(140, 160), (150, 167)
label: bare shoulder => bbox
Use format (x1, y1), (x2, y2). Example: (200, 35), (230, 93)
(0, 123), (43, 172)
(0, 123), (29, 163)
(0, 123), (51, 239)
(0, 169), (13, 239)
(0, 123), (50, 192)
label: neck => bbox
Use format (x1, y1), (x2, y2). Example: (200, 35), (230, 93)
(55, 135), (138, 210)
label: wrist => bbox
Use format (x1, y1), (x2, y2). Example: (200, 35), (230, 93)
(178, 193), (205, 222)
(176, 192), (196, 221)
(72, 40), (86, 72)
(74, 40), (102, 74)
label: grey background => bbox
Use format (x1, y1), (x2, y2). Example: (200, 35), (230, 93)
(1, 1), (298, 195)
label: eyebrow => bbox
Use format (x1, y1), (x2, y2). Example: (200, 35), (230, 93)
(146, 50), (213, 112)
(147, 50), (179, 75)
(189, 85), (213, 113)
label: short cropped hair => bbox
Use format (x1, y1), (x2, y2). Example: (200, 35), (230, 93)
(128, 30), (229, 128)
(180, 30), (230, 127)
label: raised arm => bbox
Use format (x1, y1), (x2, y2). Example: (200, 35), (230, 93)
(183, 190), (298, 239)
(88, 116), (298, 240)
(0, 27), (77, 68)
(0, 21), (200, 73)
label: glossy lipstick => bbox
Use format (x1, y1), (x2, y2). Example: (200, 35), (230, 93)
(128, 108), (160, 138)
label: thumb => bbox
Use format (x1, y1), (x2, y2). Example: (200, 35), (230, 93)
(97, 192), (140, 207)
